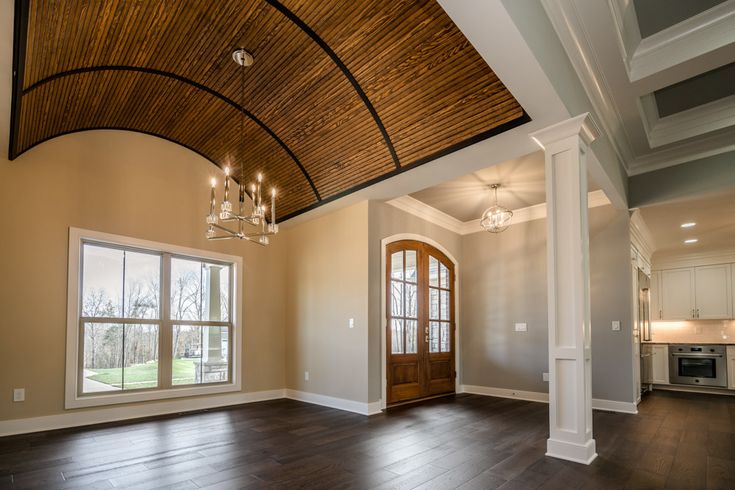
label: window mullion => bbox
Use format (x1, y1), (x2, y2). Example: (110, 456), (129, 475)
(159, 253), (173, 389)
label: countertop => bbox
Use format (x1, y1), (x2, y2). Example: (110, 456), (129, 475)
(642, 341), (735, 345)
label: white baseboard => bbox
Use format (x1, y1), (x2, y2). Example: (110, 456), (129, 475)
(0, 389), (285, 437)
(461, 384), (549, 403)
(653, 384), (735, 396)
(285, 389), (382, 416)
(546, 438), (597, 465)
(460, 384), (638, 414)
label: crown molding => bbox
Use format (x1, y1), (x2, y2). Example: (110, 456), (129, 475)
(639, 93), (735, 149)
(653, 249), (735, 270)
(387, 189), (610, 236)
(541, 0), (633, 170)
(629, 209), (656, 261)
(627, 0), (735, 83)
(384, 195), (465, 234)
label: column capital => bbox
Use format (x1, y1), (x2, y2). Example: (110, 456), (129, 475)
(530, 113), (600, 148)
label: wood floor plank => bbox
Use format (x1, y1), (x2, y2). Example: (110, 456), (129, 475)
(2, 391), (734, 489)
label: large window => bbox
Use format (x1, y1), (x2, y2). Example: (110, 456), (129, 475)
(66, 228), (241, 408)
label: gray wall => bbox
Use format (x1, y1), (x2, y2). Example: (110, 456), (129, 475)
(460, 205), (635, 403)
(367, 201), (462, 402)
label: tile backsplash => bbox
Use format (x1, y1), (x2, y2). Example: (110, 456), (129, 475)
(650, 320), (735, 344)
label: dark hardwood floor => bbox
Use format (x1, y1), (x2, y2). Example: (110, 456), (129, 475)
(1, 390), (734, 489)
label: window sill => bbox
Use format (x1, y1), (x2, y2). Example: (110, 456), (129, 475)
(65, 382), (242, 409)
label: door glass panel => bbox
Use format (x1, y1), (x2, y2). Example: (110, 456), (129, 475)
(405, 320), (417, 354)
(440, 322), (450, 352)
(391, 252), (404, 280)
(405, 251), (417, 282)
(440, 290), (449, 320)
(430, 321), (440, 353)
(406, 283), (418, 318)
(440, 263), (449, 289)
(429, 256), (439, 287)
(391, 281), (404, 316)
(391, 319), (404, 354)
(430, 288), (439, 320)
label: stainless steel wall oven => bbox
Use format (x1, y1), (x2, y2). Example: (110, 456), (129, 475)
(669, 345), (727, 387)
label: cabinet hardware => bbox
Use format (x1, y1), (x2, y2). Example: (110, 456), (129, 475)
(696, 308), (699, 318)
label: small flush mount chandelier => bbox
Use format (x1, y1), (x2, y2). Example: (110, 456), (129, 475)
(205, 49), (279, 246)
(480, 184), (513, 233)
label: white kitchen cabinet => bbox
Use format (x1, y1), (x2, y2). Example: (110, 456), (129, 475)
(651, 344), (669, 384)
(650, 271), (662, 321)
(695, 264), (732, 319)
(661, 269), (695, 320)
(728, 346), (735, 390)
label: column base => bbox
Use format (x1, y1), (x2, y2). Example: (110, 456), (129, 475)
(546, 438), (597, 465)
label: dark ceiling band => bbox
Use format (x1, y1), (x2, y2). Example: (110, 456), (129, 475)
(265, 0), (401, 170)
(20, 65), (322, 201)
(8, 0), (29, 160)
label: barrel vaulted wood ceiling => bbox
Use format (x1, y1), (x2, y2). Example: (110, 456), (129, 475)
(9, 0), (529, 220)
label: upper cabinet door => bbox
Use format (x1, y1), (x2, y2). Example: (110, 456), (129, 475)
(694, 264), (732, 320)
(661, 268), (695, 320)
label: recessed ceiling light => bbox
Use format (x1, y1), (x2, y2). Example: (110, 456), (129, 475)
(680, 222), (696, 228)
(684, 238), (698, 244)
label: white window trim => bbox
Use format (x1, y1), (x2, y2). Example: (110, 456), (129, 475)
(65, 227), (243, 409)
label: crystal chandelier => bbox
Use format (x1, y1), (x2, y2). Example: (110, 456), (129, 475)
(480, 184), (513, 233)
(205, 49), (279, 246)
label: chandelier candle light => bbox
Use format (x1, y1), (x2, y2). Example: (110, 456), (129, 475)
(480, 183), (513, 233)
(205, 48), (279, 246)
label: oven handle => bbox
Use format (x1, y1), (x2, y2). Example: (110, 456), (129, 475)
(671, 353), (723, 358)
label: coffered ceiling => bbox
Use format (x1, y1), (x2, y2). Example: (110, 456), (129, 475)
(8, 0), (528, 220)
(542, 0), (735, 176)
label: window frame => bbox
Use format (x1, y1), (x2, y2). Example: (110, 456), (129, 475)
(66, 227), (242, 409)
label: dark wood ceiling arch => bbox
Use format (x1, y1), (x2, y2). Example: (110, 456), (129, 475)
(21, 64), (321, 201)
(10, 0), (529, 220)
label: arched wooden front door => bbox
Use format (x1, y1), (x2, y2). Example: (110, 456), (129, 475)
(386, 240), (456, 406)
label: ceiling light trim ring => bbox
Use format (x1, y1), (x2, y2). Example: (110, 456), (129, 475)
(264, 0), (401, 170)
(17, 65), (321, 202)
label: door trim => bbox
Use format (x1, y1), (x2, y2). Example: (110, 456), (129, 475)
(380, 233), (460, 410)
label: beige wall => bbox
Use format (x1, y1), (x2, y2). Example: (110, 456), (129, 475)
(0, 131), (287, 421)
(283, 202), (370, 402)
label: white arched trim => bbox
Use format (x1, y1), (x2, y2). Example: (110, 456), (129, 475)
(380, 233), (461, 410)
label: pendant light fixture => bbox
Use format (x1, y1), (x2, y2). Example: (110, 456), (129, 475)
(205, 49), (279, 246)
(480, 184), (513, 233)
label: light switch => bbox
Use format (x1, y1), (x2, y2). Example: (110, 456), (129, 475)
(13, 388), (25, 402)
(514, 323), (527, 332)
(612, 321), (621, 331)
(349, 318), (355, 329)
(304, 371), (309, 381)
(542, 372), (549, 382)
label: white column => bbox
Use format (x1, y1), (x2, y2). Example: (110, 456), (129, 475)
(530, 113), (600, 465)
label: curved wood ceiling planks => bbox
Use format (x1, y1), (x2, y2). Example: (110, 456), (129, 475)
(10, 0), (529, 220)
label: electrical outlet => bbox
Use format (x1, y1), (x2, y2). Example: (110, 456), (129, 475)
(13, 388), (25, 402)
(349, 318), (355, 329)
(304, 371), (309, 381)
(542, 372), (549, 382)
(514, 323), (527, 332)
(612, 321), (621, 331)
